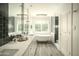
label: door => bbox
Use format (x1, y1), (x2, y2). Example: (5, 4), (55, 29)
(60, 13), (68, 55)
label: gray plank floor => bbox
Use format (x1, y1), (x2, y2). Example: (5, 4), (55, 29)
(23, 39), (64, 56)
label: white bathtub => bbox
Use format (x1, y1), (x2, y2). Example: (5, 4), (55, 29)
(34, 33), (54, 42)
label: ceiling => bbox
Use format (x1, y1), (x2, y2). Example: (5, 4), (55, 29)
(9, 3), (71, 16)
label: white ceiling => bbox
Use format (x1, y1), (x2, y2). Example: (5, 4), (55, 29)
(9, 3), (71, 16)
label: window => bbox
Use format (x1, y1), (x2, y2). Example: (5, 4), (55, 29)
(35, 24), (48, 32)
(42, 24), (48, 31)
(35, 24), (41, 31)
(8, 17), (15, 33)
(18, 24), (22, 31)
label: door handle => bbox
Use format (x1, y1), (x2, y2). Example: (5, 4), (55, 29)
(73, 9), (78, 13)
(74, 26), (76, 30)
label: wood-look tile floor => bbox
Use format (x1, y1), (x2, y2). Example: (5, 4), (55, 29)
(23, 39), (64, 56)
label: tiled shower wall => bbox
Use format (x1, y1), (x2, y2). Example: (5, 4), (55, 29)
(0, 3), (9, 46)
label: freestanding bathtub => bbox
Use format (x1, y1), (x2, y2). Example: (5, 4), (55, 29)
(34, 33), (54, 43)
